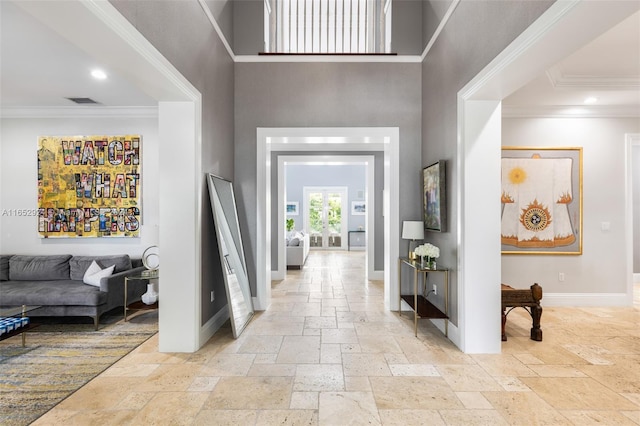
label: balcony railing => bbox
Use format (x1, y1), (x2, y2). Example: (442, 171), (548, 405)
(264, 0), (391, 54)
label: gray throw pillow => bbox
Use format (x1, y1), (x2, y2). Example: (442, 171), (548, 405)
(9, 255), (72, 281)
(69, 255), (132, 280)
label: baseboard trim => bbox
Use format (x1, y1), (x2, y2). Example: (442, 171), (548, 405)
(369, 270), (384, 281)
(271, 270), (285, 281)
(199, 304), (229, 345)
(543, 292), (631, 307)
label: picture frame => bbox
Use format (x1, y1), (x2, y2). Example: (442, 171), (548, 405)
(501, 147), (583, 255)
(351, 201), (366, 215)
(286, 201), (299, 215)
(423, 160), (446, 232)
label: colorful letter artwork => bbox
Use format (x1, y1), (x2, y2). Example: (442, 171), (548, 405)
(37, 135), (142, 238)
(501, 147), (582, 255)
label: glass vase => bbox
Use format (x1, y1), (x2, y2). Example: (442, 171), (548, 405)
(421, 257), (436, 270)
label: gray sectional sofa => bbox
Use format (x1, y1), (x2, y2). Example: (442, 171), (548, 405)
(0, 254), (147, 329)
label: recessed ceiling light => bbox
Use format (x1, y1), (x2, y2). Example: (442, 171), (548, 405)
(583, 96), (598, 105)
(91, 69), (107, 80)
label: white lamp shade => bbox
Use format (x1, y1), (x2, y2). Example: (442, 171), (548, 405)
(402, 220), (424, 240)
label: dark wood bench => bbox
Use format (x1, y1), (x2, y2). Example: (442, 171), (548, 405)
(501, 283), (543, 342)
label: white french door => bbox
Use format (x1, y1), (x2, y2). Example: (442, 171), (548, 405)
(303, 186), (348, 249)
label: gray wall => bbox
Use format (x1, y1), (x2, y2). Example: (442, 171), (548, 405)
(393, 0), (424, 54)
(110, 0), (236, 326)
(236, 62), (421, 293)
(421, 0), (554, 325)
(234, 0), (264, 54)
(286, 164), (367, 231)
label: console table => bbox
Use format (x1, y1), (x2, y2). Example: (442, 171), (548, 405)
(398, 258), (448, 337)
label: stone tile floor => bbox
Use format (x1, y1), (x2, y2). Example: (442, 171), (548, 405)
(34, 251), (640, 425)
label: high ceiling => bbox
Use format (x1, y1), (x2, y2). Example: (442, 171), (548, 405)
(0, 1), (155, 108)
(1, 2), (638, 111)
(504, 10), (640, 112)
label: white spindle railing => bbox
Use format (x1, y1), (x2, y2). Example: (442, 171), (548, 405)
(266, 0), (390, 54)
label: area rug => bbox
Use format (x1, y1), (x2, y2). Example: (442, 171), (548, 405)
(0, 311), (157, 426)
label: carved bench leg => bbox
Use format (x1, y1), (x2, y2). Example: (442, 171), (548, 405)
(530, 305), (543, 341)
(501, 308), (507, 341)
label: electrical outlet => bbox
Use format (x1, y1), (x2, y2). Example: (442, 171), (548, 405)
(210, 290), (215, 302)
(432, 284), (437, 296)
(558, 272), (565, 282)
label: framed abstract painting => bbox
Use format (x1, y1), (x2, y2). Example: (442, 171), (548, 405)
(423, 160), (446, 232)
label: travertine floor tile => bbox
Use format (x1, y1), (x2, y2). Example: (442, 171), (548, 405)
(520, 377), (638, 410)
(482, 391), (572, 425)
(370, 376), (464, 409)
(342, 353), (392, 376)
(293, 364), (344, 391)
(560, 410), (639, 425)
(527, 364), (588, 377)
(318, 391), (381, 425)
(290, 391), (319, 409)
(29, 251), (640, 425)
(378, 409), (445, 425)
(204, 376), (293, 409)
(237, 335), (283, 353)
(194, 409), (257, 425)
(256, 409), (318, 425)
(438, 409), (509, 425)
(276, 335), (321, 363)
(130, 391), (208, 425)
(389, 363), (440, 377)
(198, 353), (255, 376)
(436, 364), (503, 392)
(454, 391), (493, 409)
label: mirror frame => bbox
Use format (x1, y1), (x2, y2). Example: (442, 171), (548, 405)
(206, 173), (254, 338)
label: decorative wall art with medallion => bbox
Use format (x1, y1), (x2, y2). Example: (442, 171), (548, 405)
(501, 147), (582, 255)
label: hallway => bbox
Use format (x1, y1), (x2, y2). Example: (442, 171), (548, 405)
(35, 251), (640, 425)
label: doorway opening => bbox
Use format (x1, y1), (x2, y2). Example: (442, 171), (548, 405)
(277, 155), (377, 282)
(257, 128), (399, 312)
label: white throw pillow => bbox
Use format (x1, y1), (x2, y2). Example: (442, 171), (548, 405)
(83, 261), (115, 287)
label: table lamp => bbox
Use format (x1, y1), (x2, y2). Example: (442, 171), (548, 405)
(402, 220), (424, 260)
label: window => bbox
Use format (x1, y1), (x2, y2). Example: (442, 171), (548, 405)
(264, 0), (391, 54)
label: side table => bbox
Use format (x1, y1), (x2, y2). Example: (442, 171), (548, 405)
(124, 274), (159, 321)
(0, 305), (40, 346)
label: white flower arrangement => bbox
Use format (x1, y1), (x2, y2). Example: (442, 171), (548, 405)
(414, 243), (440, 259)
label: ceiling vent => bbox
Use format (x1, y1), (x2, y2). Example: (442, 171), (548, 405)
(65, 97), (100, 105)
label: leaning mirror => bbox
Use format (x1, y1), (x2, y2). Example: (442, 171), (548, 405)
(206, 174), (254, 338)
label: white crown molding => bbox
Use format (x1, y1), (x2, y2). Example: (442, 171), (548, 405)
(198, 0), (236, 61)
(502, 104), (640, 118)
(421, 0), (460, 61)
(0, 106), (158, 119)
(546, 64), (640, 90)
